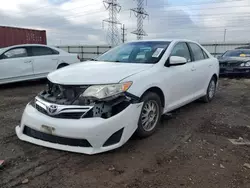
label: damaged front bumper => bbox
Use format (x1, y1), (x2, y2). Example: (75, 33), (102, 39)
(16, 93), (143, 155)
(220, 67), (250, 76)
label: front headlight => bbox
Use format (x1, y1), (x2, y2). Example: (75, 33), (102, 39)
(240, 63), (245, 67)
(81, 81), (132, 99)
(245, 62), (250, 67)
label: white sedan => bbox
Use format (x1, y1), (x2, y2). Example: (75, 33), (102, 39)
(0, 44), (80, 84)
(16, 39), (219, 155)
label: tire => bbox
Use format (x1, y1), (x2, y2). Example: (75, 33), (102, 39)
(201, 77), (217, 103)
(57, 63), (68, 69)
(136, 92), (162, 138)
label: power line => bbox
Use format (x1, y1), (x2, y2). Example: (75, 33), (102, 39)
(7, 2), (99, 16)
(154, 12), (250, 19)
(103, 0), (122, 46)
(151, 0), (246, 8)
(148, 5), (250, 12)
(131, 0), (149, 40)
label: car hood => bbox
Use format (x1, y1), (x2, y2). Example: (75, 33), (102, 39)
(47, 61), (154, 85)
(219, 56), (250, 63)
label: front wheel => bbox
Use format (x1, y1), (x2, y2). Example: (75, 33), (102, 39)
(136, 92), (162, 138)
(201, 77), (217, 103)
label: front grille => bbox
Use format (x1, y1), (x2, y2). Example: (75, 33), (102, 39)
(220, 62), (242, 67)
(35, 104), (85, 119)
(54, 112), (84, 119)
(36, 104), (48, 115)
(23, 126), (92, 147)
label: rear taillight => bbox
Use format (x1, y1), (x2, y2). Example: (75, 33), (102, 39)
(77, 55), (80, 60)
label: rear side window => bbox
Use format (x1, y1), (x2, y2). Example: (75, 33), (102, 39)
(3, 48), (28, 59)
(170, 42), (191, 62)
(202, 50), (209, 59)
(31, 47), (58, 56)
(189, 43), (205, 61)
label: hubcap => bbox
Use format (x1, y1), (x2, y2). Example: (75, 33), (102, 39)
(141, 100), (159, 132)
(208, 80), (216, 99)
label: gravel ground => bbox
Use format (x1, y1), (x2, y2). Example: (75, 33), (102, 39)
(0, 78), (250, 188)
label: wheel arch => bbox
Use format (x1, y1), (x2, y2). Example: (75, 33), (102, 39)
(212, 73), (218, 83)
(140, 86), (165, 108)
(57, 62), (69, 69)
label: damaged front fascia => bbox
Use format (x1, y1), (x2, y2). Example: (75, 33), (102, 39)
(82, 92), (140, 118)
(38, 88), (140, 119)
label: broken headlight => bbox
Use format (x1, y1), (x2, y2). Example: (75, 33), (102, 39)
(80, 82), (132, 100)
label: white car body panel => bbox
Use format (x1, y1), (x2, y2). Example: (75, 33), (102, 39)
(16, 39), (219, 154)
(32, 55), (59, 75)
(0, 44), (80, 85)
(16, 102), (143, 155)
(0, 57), (34, 80)
(48, 61), (153, 85)
(122, 39), (219, 113)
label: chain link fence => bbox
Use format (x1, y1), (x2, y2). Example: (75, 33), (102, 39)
(57, 43), (250, 60)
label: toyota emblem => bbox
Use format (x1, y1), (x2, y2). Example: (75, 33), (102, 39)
(47, 105), (58, 115)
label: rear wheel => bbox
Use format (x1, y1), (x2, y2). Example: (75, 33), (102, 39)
(201, 77), (217, 103)
(136, 92), (162, 138)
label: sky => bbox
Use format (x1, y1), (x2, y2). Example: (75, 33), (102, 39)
(1, 0), (250, 45)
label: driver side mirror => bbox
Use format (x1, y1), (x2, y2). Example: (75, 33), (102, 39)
(169, 56), (187, 66)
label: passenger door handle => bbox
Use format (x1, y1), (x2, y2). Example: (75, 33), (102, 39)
(52, 58), (58, 60)
(209, 64), (212, 67)
(24, 60), (32, 63)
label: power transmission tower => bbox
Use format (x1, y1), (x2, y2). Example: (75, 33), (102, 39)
(131, 0), (149, 40)
(103, 0), (121, 46)
(121, 24), (127, 43)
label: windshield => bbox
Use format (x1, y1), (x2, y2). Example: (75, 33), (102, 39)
(222, 50), (250, 57)
(0, 48), (5, 54)
(96, 41), (171, 64)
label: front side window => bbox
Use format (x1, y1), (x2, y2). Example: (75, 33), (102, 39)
(3, 48), (28, 59)
(31, 47), (54, 56)
(170, 42), (191, 62)
(0, 48), (5, 55)
(96, 41), (171, 64)
(189, 43), (205, 61)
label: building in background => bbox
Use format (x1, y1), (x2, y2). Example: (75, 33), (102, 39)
(0, 26), (47, 48)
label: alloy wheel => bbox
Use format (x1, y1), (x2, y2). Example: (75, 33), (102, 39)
(141, 100), (160, 132)
(208, 80), (216, 99)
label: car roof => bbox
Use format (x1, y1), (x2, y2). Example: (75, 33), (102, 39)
(4, 44), (53, 48)
(0, 44), (67, 54)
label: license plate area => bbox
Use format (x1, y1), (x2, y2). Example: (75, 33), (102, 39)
(225, 68), (234, 71)
(41, 125), (55, 134)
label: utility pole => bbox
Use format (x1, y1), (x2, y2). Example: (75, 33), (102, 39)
(121, 24), (126, 43)
(103, 0), (121, 46)
(223, 29), (227, 42)
(131, 0), (149, 40)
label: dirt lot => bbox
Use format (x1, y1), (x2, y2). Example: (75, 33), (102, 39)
(0, 78), (250, 188)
